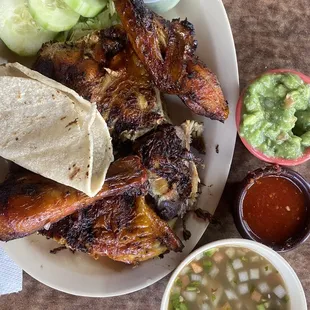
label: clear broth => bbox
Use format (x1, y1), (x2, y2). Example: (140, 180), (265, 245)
(169, 246), (290, 310)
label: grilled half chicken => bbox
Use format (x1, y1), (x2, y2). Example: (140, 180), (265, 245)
(113, 0), (229, 121)
(134, 122), (201, 220)
(33, 27), (166, 145)
(0, 156), (148, 241)
(41, 195), (183, 264)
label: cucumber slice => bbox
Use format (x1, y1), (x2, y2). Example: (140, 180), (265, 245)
(28, 0), (80, 32)
(64, 0), (108, 17)
(0, 0), (56, 56)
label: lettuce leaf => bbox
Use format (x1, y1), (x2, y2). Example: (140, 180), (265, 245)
(55, 0), (120, 42)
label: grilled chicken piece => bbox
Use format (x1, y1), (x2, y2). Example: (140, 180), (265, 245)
(134, 123), (201, 220)
(0, 156), (148, 241)
(113, 0), (229, 121)
(41, 195), (183, 264)
(33, 27), (166, 146)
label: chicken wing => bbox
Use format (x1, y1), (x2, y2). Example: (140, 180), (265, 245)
(41, 195), (183, 264)
(33, 27), (166, 146)
(0, 156), (148, 241)
(113, 0), (228, 121)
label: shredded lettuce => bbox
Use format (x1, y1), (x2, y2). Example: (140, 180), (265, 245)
(55, 0), (119, 42)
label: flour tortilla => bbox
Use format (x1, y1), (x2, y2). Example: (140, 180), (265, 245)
(0, 62), (113, 197)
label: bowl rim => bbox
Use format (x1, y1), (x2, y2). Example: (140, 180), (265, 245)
(233, 165), (310, 252)
(236, 68), (310, 166)
(160, 238), (307, 310)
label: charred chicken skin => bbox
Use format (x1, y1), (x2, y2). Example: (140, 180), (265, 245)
(134, 123), (201, 220)
(113, 0), (229, 121)
(41, 195), (183, 264)
(0, 156), (148, 241)
(33, 27), (166, 145)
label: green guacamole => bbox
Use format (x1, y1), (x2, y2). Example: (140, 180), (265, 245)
(239, 73), (310, 159)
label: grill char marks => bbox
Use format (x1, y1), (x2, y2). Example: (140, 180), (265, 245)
(41, 195), (183, 264)
(134, 124), (200, 220)
(113, 0), (228, 121)
(0, 156), (148, 241)
(33, 26), (166, 148)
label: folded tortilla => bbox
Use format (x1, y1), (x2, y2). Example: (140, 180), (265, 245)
(0, 62), (113, 197)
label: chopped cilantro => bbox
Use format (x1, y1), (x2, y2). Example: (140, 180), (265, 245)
(203, 260), (212, 271)
(186, 281), (200, 291)
(264, 266), (269, 271)
(283, 295), (290, 303)
(171, 293), (181, 309)
(203, 248), (219, 257)
(175, 278), (182, 287)
(178, 303), (188, 310)
(211, 293), (216, 302)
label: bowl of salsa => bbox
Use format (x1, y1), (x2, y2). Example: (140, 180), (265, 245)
(236, 69), (310, 166)
(161, 239), (306, 310)
(234, 165), (310, 252)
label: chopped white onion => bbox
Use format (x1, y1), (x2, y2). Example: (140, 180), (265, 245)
(226, 264), (235, 282)
(225, 248), (235, 259)
(182, 291), (197, 302)
(195, 253), (203, 261)
(258, 282), (270, 294)
(250, 256), (260, 263)
(238, 283), (249, 295)
(208, 265), (219, 278)
(232, 258), (243, 270)
(200, 303), (211, 310)
(180, 266), (190, 275)
(225, 289), (238, 300)
(250, 268), (260, 280)
(191, 274), (202, 282)
(273, 285), (286, 299)
(201, 276), (208, 286)
(238, 271), (249, 282)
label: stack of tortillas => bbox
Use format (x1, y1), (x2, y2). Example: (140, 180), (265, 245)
(0, 62), (113, 197)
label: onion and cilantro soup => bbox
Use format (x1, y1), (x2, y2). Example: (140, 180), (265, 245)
(169, 246), (289, 310)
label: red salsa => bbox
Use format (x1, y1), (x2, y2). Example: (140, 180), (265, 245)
(242, 176), (307, 244)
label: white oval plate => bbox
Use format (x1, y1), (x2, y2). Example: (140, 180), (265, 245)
(1, 0), (239, 297)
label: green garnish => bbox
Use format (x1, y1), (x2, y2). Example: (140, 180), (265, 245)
(256, 305), (266, 310)
(241, 256), (248, 262)
(178, 303), (188, 310)
(175, 278), (182, 287)
(170, 293), (181, 309)
(264, 266), (269, 271)
(211, 293), (216, 302)
(203, 260), (212, 271)
(283, 295), (290, 303)
(203, 248), (218, 257)
(186, 281), (200, 291)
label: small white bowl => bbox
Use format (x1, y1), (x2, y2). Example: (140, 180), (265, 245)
(161, 239), (307, 310)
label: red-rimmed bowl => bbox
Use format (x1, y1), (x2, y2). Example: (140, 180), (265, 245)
(236, 69), (310, 166)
